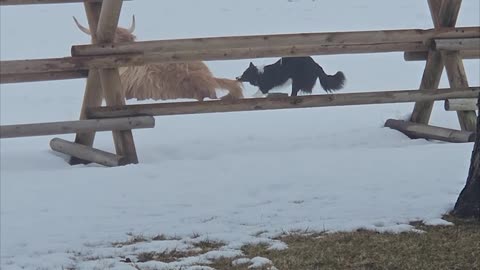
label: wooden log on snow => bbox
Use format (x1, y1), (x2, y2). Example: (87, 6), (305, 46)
(404, 50), (480, 61)
(445, 98), (478, 111)
(0, 116), (155, 139)
(86, 87), (480, 119)
(384, 119), (475, 143)
(50, 138), (128, 167)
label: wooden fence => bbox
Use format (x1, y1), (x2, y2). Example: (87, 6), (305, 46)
(0, 0), (478, 166)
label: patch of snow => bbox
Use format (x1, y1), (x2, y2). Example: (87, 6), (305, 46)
(249, 256), (274, 269)
(423, 218), (454, 226)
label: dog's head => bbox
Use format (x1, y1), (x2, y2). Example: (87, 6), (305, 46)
(236, 62), (260, 87)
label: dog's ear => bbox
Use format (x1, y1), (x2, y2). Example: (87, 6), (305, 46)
(249, 62), (255, 68)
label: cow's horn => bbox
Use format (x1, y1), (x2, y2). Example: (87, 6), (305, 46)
(127, 15), (136, 34)
(73, 16), (91, 35)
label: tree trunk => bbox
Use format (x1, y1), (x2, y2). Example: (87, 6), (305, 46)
(452, 95), (480, 219)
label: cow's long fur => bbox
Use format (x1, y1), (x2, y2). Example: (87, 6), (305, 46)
(76, 18), (244, 101)
(119, 60), (243, 101)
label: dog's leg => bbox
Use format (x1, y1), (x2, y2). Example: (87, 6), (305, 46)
(291, 84), (300, 97)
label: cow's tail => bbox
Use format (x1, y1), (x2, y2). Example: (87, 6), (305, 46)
(214, 77), (245, 100)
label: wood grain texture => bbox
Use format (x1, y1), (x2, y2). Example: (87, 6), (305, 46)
(86, 87), (480, 118)
(51, 138), (128, 167)
(384, 119), (475, 143)
(0, 116), (154, 139)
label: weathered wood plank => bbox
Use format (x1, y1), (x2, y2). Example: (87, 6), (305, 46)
(71, 27), (480, 57)
(433, 38), (480, 51)
(0, 71), (88, 84)
(95, 0), (139, 164)
(445, 98), (478, 111)
(0, 116), (155, 139)
(428, 0), (444, 29)
(404, 50), (480, 61)
(70, 1), (103, 165)
(443, 51), (477, 131)
(95, 0), (122, 43)
(409, 51), (445, 124)
(1, 27), (477, 80)
(384, 119), (475, 143)
(50, 138), (128, 167)
(86, 87), (480, 119)
(410, 0), (463, 125)
(0, 0), (130, 5)
(437, 0), (462, 27)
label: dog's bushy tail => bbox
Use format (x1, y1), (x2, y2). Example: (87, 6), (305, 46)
(214, 78), (245, 99)
(316, 64), (346, 93)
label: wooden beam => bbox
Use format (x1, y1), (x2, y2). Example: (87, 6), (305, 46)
(95, 0), (122, 43)
(443, 51), (477, 131)
(50, 138), (128, 167)
(0, 0), (131, 5)
(409, 51), (445, 124)
(404, 50), (480, 61)
(428, 0), (444, 29)
(432, 0), (477, 131)
(410, 0), (462, 125)
(2, 27), (477, 80)
(0, 70), (87, 84)
(433, 38), (480, 51)
(70, 1), (103, 165)
(95, 0), (139, 164)
(0, 116), (154, 139)
(71, 27), (480, 57)
(86, 87), (480, 119)
(445, 98), (478, 111)
(384, 119), (475, 143)
(437, 0), (462, 27)
(72, 42), (429, 59)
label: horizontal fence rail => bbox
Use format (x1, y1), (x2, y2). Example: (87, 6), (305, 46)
(70, 27), (479, 56)
(0, 0), (130, 5)
(0, 116), (154, 139)
(0, 70), (89, 84)
(86, 87), (480, 119)
(1, 26), (479, 84)
(404, 50), (480, 61)
(433, 37), (480, 51)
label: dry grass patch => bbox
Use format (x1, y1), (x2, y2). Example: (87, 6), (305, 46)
(136, 249), (202, 263)
(135, 239), (226, 263)
(238, 217), (480, 270)
(112, 233), (182, 247)
(192, 239), (226, 251)
(120, 217), (480, 270)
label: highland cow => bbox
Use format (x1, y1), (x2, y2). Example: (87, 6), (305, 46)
(73, 16), (244, 101)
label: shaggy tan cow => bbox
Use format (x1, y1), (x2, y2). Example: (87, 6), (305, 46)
(73, 16), (244, 101)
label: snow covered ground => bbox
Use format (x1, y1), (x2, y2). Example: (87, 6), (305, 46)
(1, 0), (479, 269)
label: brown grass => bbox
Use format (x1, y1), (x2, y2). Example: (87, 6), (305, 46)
(135, 239), (226, 263)
(117, 217), (480, 270)
(236, 216), (480, 270)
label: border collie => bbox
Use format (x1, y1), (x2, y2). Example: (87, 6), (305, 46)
(236, 56), (346, 96)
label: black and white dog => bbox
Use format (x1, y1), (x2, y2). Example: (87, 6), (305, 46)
(236, 56), (345, 96)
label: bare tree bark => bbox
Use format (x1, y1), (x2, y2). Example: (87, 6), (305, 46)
(452, 95), (480, 219)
